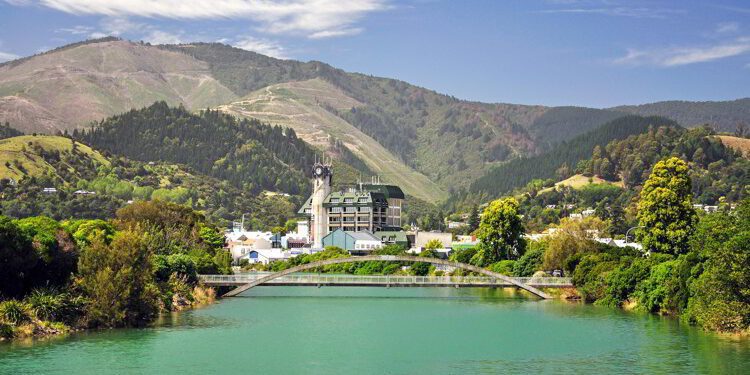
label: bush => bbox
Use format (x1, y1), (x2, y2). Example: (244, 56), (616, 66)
(25, 289), (63, 321)
(153, 254), (198, 284)
(0, 300), (31, 325)
(513, 243), (544, 277)
(488, 260), (515, 275)
(382, 264), (400, 275)
(410, 262), (432, 276)
(0, 322), (13, 338)
(635, 259), (680, 313)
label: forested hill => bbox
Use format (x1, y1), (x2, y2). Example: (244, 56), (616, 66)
(2, 38), (749, 201)
(462, 115), (678, 201)
(576, 125), (750, 203)
(613, 98), (750, 132)
(78, 102), (319, 196)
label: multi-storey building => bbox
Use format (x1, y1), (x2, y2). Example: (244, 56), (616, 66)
(299, 162), (405, 247)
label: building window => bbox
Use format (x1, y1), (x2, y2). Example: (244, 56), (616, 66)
(345, 207), (356, 213)
(344, 198), (353, 204)
(359, 207), (371, 213)
(330, 198), (340, 203)
(330, 207), (342, 213)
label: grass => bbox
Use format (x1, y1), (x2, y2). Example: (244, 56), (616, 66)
(718, 135), (750, 157)
(539, 174), (624, 194)
(0, 135), (110, 180)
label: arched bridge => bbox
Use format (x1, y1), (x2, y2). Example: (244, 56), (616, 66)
(201, 255), (564, 299)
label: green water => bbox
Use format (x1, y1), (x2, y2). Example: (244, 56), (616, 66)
(1, 287), (749, 374)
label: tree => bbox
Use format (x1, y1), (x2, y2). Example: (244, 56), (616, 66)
(637, 157), (697, 255)
(0, 216), (38, 298)
(424, 239), (444, 252)
(471, 197), (526, 266)
(76, 230), (160, 328)
(513, 241), (545, 277)
(468, 204), (480, 233)
(543, 217), (605, 272)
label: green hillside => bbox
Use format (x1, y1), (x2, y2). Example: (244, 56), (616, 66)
(0, 135), (109, 182)
(2, 39), (750, 204)
(0, 134), (302, 228)
(219, 78), (447, 202)
(462, 115), (678, 202)
(612, 98), (750, 132)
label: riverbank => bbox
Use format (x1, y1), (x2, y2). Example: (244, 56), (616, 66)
(3, 286), (749, 374)
(0, 285), (218, 342)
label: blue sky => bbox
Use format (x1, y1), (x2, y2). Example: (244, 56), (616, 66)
(0, 0), (748, 107)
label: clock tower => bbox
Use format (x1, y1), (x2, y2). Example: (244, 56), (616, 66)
(310, 161), (332, 248)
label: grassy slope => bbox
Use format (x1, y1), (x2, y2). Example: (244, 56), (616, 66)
(0, 135), (109, 180)
(220, 78), (448, 202)
(538, 174), (624, 194)
(718, 135), (750, 157)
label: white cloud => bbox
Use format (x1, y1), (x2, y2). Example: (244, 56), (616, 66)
(21, 0), (388, 39)
(99, 17), (142, 36)
(613, 37), (750, 67)
(56, 25), (94, 35)
(539, 6), (682, 19)
(309, 28), (362, 39)
(0, 51), (19, 62)
(144, 30), (183, 45)
(234, 36), (287, 59)
(716, 22), (739, 34)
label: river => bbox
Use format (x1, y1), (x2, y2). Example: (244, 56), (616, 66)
(1, 287), (749, 374)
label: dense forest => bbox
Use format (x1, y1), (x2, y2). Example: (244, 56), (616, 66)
(512, 125), (750, 233)
(582, 125), (749, 202)
(459, 116), (678, 204)
(77, 101), (315, 196)
(614, 98), (750, 132)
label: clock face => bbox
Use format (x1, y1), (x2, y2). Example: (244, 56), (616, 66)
(315, 167), (323, 176)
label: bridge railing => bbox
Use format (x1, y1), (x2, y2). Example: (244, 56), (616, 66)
(198, 274), (573, 286)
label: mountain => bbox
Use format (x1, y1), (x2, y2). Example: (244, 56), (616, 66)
(612, 98), (750, 132)
(461, 115), (679, 203)
(0, 38), (236, 134)
(1, 38), (749, 203)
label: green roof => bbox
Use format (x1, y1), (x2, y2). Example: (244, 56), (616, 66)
(361, 184), (405, 200)
(374, 230), (408, 243)
(298, 190), (387, 213)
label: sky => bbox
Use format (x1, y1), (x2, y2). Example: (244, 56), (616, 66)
(0, 0), (748, 108)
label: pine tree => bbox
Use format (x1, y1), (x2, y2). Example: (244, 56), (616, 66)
(468, 204), (480, 233)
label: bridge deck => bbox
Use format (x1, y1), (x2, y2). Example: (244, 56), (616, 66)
(199, 274), (573, 288)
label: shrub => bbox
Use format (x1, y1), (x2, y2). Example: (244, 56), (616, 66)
(488, 260), (516, 275)
(0, 300), (31, 325)
(0, 322), (13, 338)
(382, 264), (400, 275)
(513, 243), (544, 277)
(635, 259), (680, 313)
(25, 289), (63, 321)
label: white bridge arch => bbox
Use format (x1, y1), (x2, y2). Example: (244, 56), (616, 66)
(219, 255), (553, 299)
